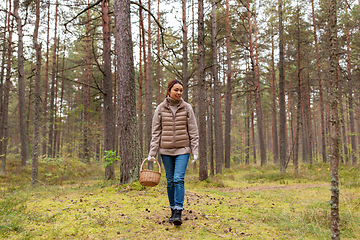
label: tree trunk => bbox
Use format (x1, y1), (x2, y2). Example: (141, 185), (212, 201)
(42, 2), (50, 157)
(248, 3), (266, 166)
(114, 0), (142, 184)
(338, 67), (348, 164)
(224, 0), (231, 169)
(145, 0), (153, 169)
(156, 0), (161, 107)
(278, 0), (286, 173)
(311, 0), (327, 163)
(295, 6), (304, 166)
(58, 46), (65, 156)
(182, 0), (188, 102)
(207, 93), (214, 176)
(250, 91), (256, 164)
(245, 89), (250, 165)
(329, 0), (340, 237)
(0, 1), (12, 176)
(102, 0), (115, 179)
(32, 0), (41, 185)
(48, 0), (59, 158)
(83, 7), (91, 163)
(138, 0), (146, 157)
(198, 0), (207, 180)
(346, 4), (357, 164)
(212, 0), (223, 173)
(271, 32), (279, 165)
(0, 13), (7, 142)
(14, 0), (29, 166)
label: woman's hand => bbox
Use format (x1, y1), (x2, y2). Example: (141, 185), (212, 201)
(191, 154), (198, 164)
(147, 155), (157, 163)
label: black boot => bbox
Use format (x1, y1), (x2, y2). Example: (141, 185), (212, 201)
(172, 209), (182, 226)
(169, 209), (175, 223)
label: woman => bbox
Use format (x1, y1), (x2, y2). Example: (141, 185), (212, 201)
(148, 79), (199, 226)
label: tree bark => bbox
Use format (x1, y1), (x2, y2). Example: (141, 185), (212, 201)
(224, 0), (231, 169)
(329, 0), (340, 237)
(250, 91), (256, 164)
(48, 0), (59, 158)
(42, 2), (50, 157)
(198, 0), (207, 180)
(102, 0), (115, 179)
(207, 93), (214, 176)
(182, 0), (188, 102)
(346, 3), (357, 165)
(311, 0), (327, 164)
(278, 0), (286, 173)
(245, 89), (250, 165)
(83, 7), (91, 163)
(212, 0), (223, 173)
(138, 0), (146, 157)
(248, 3), (266, 166)
(114, 0), (142, 184)
(145, 0), (153, 169)
(32, 0), (41, 185)
(14, 0), (30, 166)
(338, 64), (348, 164)
(0, 1), (12, 176)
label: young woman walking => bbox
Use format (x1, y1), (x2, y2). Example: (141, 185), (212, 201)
(148, 79), (199, 226)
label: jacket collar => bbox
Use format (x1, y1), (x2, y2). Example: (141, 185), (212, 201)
(162, 97), (186, 110)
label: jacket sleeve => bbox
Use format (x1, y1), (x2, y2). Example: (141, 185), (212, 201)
(148, 106), (162, 157)
(187, 104), (199, 156)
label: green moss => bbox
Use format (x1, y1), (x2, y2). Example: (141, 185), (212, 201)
(1, 161), (359, 239)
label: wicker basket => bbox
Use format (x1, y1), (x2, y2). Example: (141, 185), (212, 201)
(139, 158), (161, 187)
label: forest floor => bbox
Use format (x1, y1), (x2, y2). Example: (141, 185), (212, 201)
(0, 157), (360, 239)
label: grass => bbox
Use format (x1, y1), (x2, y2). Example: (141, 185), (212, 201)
(0, 158), (359, 239)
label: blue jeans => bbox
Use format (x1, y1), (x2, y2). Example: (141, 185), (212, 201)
(161, 154), (190, 210)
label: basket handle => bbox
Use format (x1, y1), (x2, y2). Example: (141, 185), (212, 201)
(140, 158), (161, 174)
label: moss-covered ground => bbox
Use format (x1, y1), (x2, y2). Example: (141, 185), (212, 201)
(0, 158), (359, 239)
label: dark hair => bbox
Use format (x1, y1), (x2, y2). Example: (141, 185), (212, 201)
(166, 79), (183, 97)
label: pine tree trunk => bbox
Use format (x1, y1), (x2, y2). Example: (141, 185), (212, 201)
(138, 0), (146, 157)
(296, 7), (304, 166)
(329, 0), (340, 237)
(14, 0), (29, 166)
(207, 94), (214, 176)
(338, 69), (348, 164)
(245, 90), (250, 165)
(56, 45), (65, 157)
(271, 39), (279, 165)
(279, 0), (286, 172)
(224, 0), (231, 169)
(0, 2), (12, 176)
(198, 0), (207, 180)
(250, 91), (256, 164)
(311, 0), (327, 163)
(156, 0), (161, 107)
(48, 0), (59, 158)
(42, 2), (50, 157)
(114, 0), (142, 184)
(32, 0), (41, 185)
(182, 0), (188, 102)
(102, 0), (115, 179)
(83, 8), (91, 163)
(304, 76), (313, 164)
(212, 0), (223, 173)
(145, 0), (153, 169)
(248, 3), (266, 166)
(346, 8), (357, 164)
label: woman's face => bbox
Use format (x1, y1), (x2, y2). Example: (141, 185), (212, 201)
(169, 83), (183, 100)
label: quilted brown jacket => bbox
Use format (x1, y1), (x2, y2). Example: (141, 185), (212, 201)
(149, 97), (199, 157)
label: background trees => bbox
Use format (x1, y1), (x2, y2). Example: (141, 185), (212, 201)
(0, 0), (358, 187)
